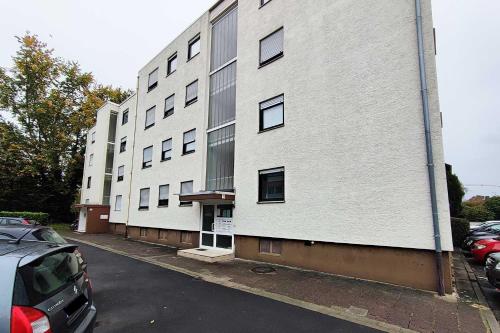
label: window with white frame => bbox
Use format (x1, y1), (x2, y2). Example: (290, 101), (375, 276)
(182, 129), (196, 154)
(139, 188), (150, 210)
(89, 154), (94, 166)
(185, 80), (198, 106)
(158, 185), (169, 207)
(145, 106), (155, 129)
(188, 35), (201, 60)
(143, 146), (153, 168)
(259, 27), (284, 66)
(115, 195), (122, 211)
(148, 68), (158, 91)
(117, 165), (124, 182)
(259, 94), (284, 131)
(180, 181), (193, 206)
(161, 138), (172, 161)
(167, 53), (177, 75)
(164, 94), (175, 118)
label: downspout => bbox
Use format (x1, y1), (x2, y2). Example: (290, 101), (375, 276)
(415, 0), (445, 296)
(124, 76), (140, 239)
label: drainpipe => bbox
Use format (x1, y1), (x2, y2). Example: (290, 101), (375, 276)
(415, 0), (445, 296)
(124, 76), (140, 239)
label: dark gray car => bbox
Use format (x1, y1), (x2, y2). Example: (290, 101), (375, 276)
(485, 253), (500, 289)
(0, 224), (67, 244)
(0, 240), (96, 332)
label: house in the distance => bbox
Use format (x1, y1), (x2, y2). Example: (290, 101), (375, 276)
(76, 0), (453, 294)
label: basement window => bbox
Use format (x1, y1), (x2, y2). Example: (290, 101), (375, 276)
(259, 238), (282, 255)
(140, 228), (147, 237)
(181, 231), (192, 244)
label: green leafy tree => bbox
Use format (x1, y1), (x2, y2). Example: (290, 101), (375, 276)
(485, 196), (500, 220)
(462, 205), (495, 222)
(0, 33), (132, 222)
(445, 165), (465, 217)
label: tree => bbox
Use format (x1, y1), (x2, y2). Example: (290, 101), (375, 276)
(0, 33), (132, 222)
(485, 196), (500, 220)
(462, 205), (495, 222)
(445, 164), (465, 217)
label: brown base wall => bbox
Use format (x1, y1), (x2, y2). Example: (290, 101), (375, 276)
(109, 223), (199, 249)
(235, 235), (453, 294)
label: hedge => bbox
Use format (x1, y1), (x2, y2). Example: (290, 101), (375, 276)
(451, 217), (470, 247)
(0, 211), (49, 225)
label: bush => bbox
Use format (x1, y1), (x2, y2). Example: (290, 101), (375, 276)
(451, 217), (470, 247)
(485, 196), (500, 220)
(462, 205), (495, 222)
(0, 211), (49, 225)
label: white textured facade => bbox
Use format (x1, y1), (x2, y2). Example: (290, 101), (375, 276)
(78, 0), (453, 291)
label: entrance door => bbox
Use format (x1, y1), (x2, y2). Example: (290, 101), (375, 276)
(200, 204), (233, 250)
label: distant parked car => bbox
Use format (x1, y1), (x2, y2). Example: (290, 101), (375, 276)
(0, 217), (37, 226)
(0, 224), (66, 244)
(463, 225), (500, 251)
(471, 239), (500, 263)
(469, 221), (500, 233)
(485, 253), (500, 289)
(0, 239), (96, 332)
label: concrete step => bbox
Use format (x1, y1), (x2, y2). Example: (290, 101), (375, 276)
(178, 248), (234, 263)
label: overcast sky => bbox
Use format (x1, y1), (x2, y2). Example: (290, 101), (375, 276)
(0, 0), (498, 199)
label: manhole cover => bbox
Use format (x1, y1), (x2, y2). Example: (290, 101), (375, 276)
(251, 266), (276, 274)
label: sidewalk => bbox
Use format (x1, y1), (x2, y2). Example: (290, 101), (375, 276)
(62, 231), (490, 333)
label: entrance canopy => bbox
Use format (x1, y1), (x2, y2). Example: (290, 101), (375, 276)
(177, 191), (235, 203)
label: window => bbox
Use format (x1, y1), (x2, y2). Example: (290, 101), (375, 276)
(122, 109), (129, 125)
(260, 94), (284, 131)
(260, 0), (272, 6)
(143, 146), (153, 168)
(140, 228), (147, 237)
(181, 231), (192, 244)
(117, 165), (124, 182)
(259, 238), (282, 255)
(161, 138), (172, 161)
(182, 129), (196, 154)
(89, 154), (94, 166)
(258, 167), (285, 202)
(167, 53), (177, 75)
(180, 181), (193, 206)
(185, 80), (198, 106)
(188, 35), (201, 60)
(148, 68), (158, 92)
(159, 229), (168, 240)
(145, 106), (155, 129)
(120, 137), (127, 153)
(91, 132), (96, 143)
(87, 176), (91, 189)
(158, 185), (169, 207)
(115, 195), (122, 211)
(139, 188), (150, 210)
(164, 94), (175, 118)
(260, 27), (284, 66)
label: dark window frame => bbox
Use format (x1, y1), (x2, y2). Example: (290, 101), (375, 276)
(179, 180), (194, 206)
(139, 188), (150, 210)
(158, 184), (169, 207)
(259, 0), (272, 8)
(259, 94), (284, 132)
(182, 129), (196, 155)
(258, 166), (285, 203)
(259, 238), (282, 255)
(187, 34), (201, 61)
(119, 137), (127, 153)
(87, 176), (91, 189)
(117, 165), (124, 182)
(185, 80), (198, 106)
(145, 106), (156, 129)
(164, 94), (175, 118)
(122, 109), (129, 125)
(91, 132), (95, 144)
(167, 53), (177, 76)
(259, 27), (284, 67)
(147, 68), (159, 92)
(142, 146), (153, 169)
(161, 138), (172, 161)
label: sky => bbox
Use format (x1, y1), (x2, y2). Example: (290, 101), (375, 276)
(0, 0), (498, 199)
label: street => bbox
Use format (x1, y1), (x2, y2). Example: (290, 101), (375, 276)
(466, 256), (500, 321)
(77, 242), (380, 333)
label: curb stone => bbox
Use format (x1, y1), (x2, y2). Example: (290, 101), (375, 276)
(65, 236), (417, 333)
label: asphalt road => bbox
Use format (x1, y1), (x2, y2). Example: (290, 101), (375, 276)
(75, 242), (381, 333)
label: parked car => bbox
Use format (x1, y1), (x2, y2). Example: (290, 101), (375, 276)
(485, 253), (500, 289)
(468, 221), (500, 234)
(463, 225), (500, 251)
(471, 239), (500, 263)
(0, 239), (96, 332)
(0, 224), (67, 244)
(0, 217), (37, 226)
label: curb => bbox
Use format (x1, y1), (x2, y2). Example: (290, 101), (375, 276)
(461, 253), (500, 333)
(66, 236), (417, 333)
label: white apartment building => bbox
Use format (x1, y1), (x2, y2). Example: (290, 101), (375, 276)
(77, 0), (453, 293)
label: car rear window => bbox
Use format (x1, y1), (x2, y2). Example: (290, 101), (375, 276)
(14, 249), (83, 305)
(32, 228), (67, 244)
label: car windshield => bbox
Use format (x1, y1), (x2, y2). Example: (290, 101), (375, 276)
(32, 228), (67, 244)
(15, 249), (82, 305)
